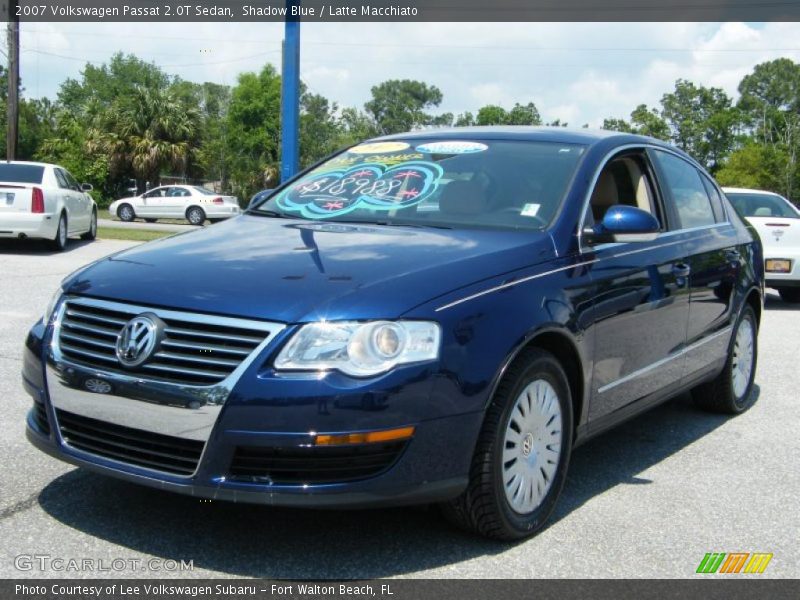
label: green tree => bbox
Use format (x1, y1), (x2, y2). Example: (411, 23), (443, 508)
(364, 79), (443, 134)
(661, 79), (739, 171)
(224, 64), (282, 198)
(506, 102), (542, 126)
(476, 105), (508, 126)
(630, 104), (670, 140)
(454, 111), (476, 127)
(88, 85), (201, 193)
(716, 142), (795, 195)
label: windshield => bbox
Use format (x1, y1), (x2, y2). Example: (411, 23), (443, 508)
(0, 164), (44, 184)
(727, 192), (799, 219)
(254, 139), (586, 230)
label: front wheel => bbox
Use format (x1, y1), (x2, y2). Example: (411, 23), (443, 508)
(778, 287), (800, 303)
(117, 203), (135, 222)
(186, 206), (206, 226)
(81, 210), (97, 241)
(441, 349), (573, 540)
(693, 305), (758, 414)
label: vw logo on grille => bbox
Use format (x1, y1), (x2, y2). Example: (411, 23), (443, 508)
(116, 314), (161, 367)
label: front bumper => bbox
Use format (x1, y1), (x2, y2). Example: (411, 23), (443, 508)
(22, 316), (479, 508)
(0, 212), (58, 240)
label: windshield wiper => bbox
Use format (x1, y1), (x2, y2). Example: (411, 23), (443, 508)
(249, 209), (293, 219)
(332, 219), (452, 230)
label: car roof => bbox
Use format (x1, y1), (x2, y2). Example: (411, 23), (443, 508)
(375, 126), (668, 147)
(721, 187), (782, 196)
(0, 160), (55, 168)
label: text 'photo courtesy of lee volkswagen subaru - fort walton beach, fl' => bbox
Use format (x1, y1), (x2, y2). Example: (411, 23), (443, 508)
(24, 128), (764, 540)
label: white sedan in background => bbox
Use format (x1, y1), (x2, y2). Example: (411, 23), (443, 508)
(109, 185), (240, 226)
(724, 186), (800, 303)
(0, 161), (97, 251)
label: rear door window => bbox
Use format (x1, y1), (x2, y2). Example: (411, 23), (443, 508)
(0, 164), (45, 184)
(652, 150), (716, 230)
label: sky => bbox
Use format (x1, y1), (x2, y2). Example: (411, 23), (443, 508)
(7, 21), (800, 127)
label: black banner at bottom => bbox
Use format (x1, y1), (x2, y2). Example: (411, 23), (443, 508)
(4, 579), (799, 600)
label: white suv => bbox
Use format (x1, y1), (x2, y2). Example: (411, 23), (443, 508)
(0, 161), (97, 251)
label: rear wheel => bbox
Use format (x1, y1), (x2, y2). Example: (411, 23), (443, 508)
(440, 349), (573, 540)
(778, 288), (800, 303)
(693, 305), (758, 414)
(50, 213), (68, 252)
(117, 203), (135, 222)
(81, 210), (97, 241)
(186, 206), (205, 226)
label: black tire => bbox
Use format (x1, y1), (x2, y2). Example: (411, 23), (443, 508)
(50, 213), (68, 252)
(778, 288), (800, 303)
(440, 349), (573, 540)
(144, 218), (157, 223)
(81, 210), (97, 241)
(186, 206), (206, 226)
(117, 203), (135, 222)
(693, 305), (758, 415)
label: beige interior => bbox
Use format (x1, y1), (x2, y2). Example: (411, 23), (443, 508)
(589, 156), (655, 222)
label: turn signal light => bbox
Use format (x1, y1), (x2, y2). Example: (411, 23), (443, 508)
(315, 426), (415, 446)
(31, 187), (44, 213)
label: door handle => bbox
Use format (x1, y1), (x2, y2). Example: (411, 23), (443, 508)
(673, 263), (691, 278)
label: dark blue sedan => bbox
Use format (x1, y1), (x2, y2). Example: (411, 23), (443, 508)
(23, 128), (763, 540)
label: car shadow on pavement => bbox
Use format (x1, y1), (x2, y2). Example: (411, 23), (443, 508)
(0, 238), (94, 256)
(763, 290), (799, 311)
(36, 389), (748, 578)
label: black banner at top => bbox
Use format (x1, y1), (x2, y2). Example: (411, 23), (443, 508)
(3, 0), (800, 22)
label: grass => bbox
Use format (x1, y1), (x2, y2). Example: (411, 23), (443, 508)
(99, 208), (190, 225)
(97, 227), (173, 242)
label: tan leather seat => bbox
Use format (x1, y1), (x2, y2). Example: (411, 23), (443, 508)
(590, 171), (619, 222)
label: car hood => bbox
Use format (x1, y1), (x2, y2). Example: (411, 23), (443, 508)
(65, 215), (555, 322)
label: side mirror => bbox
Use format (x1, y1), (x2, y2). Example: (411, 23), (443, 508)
(585, 205), (660, 244)
(81, 183), (93, 192)
(248, 189), (273, 210)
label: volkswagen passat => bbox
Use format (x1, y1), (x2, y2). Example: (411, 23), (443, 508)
(23, 129), (763, 540)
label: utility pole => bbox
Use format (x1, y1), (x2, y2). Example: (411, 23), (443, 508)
(280, 0), (300, 183)
(6, 4), (20, 160)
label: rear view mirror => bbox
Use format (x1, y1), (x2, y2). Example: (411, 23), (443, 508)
(81, 183), (93, 192)
(248, 189), (273, 210)
(586, 205), (660, 244)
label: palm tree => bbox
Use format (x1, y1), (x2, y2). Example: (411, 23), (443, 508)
(88, 86), (201, 192)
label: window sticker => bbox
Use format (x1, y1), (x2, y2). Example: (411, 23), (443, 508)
(276, 161), (444, 218)
(521, 203), (541, 217)
(415, 141), (488, 154)
(348, 142), (411, 154)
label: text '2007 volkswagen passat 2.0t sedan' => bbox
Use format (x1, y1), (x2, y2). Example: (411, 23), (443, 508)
(23, 129), (764, 540)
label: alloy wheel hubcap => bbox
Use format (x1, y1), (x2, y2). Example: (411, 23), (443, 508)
(502, 379), (562, 515)
(59, 219), (66, 245)
(732, 317), (755, 399)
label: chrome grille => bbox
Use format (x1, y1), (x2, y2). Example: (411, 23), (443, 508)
(56, 297), (281, 386)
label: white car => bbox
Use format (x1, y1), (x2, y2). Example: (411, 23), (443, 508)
(723, 186), (800, 303)
(0, 161), (97, 251)
(109, 185), (240, 226)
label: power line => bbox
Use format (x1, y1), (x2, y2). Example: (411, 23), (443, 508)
(21, 48), (280, 68)
(20, 27), (800, 53)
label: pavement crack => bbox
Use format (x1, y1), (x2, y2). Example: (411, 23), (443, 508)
(0, 493), (40, 522)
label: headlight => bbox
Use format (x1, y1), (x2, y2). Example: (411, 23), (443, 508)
(274, 321), (441, 377)
(43, 288), (63, 324)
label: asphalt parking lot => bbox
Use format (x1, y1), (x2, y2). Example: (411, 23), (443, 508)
(0, 238), (797, 579)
